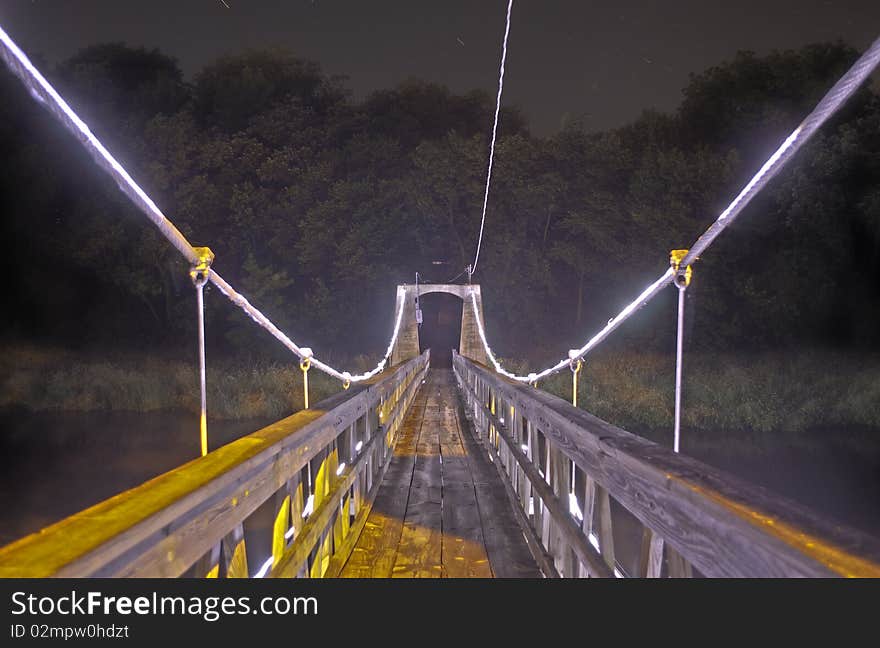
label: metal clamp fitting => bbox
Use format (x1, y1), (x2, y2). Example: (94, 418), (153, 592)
(299, 347), (313, 372)
(189, 247), (215, 287)
(568, 349), (583, 374)
(670, 248), (693, 288)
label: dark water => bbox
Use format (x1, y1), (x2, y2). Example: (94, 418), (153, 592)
(693, 442), (880, 538)
(1, 410), (878, 575)
(0, 409), (274, 548)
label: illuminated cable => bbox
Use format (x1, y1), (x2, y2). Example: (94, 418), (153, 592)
(681, 35), (880, 268)
(467, 33), (880, 384)
(0, 23), (405, 385)
(469, 269), (674, 383)
(471, 0), (513, 276)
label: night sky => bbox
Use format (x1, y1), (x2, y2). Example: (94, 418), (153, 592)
(1, 0), (879, 135)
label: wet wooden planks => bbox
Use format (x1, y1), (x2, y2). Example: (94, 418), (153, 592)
(340, 369), (541, 578)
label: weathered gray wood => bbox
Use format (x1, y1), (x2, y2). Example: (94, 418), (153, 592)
(191, 543), (220, 578)
(221, 523), (248, 578)
(667, 545), (693, 578)
(457, 372), (612, 578)
(638, 527), (664, 578)
(342, 369), (539, 578)
(594, 484), (615, 571)
(453, 352), (880, 578)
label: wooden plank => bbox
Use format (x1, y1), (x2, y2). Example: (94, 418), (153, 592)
(271, 491), (291, 566)
(454, 353), (880, 578)
(339, 487), (410, 578)
(667, 545), (693, 578)
(222, 524), (248, 578)
(442, 528), (492, 578)
(595, 484), (615, 571)
(394, 373), (443, 578)
(638, 527), (664, 578)
(341, 368), (541, 579)
(411, 456), (442, 489)
(392, 520), (442, 578)
(191, 543), (220, 578)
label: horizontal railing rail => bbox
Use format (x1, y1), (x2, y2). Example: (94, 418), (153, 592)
(0, 351), (429, 578)
(453, 351), (880, 578)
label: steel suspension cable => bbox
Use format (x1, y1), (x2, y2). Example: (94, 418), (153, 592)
(471, 0), (514, 277)
(0, 23), (404, 385)
(681, 34), (880, 269)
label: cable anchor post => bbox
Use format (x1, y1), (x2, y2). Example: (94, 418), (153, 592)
(568, 350), (583, 408)
(300, 348), (313, 410)
(189, 247), (214, 457)
(669, 249), (693, 454)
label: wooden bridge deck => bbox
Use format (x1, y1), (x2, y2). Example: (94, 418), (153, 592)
(340, 369), (541, 578)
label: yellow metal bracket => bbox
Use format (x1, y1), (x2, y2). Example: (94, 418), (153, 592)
(190, 246), (215, 286)
(300, 356), (311, 410)
(570, 356), (583, 408)
(670, 248), (693, 287)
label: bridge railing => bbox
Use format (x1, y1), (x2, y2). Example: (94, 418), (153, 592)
(0, 351), (429, 578)
(453, 351), (880, 578)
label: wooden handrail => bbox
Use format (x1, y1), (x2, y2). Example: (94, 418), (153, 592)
(0, 352), (429, 577)
(453, 351), (880, 578)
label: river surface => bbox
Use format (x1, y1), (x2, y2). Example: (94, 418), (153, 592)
(0, 409), (275, 548)
(1, 409), (878, 574)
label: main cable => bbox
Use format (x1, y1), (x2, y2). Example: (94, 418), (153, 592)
(681, 35), (880, 268)
(471, 0), (514, 277)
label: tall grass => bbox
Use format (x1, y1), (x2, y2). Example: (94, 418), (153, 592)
(517, 349), (880, 451)
(0, 345), (343, 420)
(4, 345), (880, 450)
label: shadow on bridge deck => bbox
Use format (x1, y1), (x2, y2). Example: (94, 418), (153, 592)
(340, 369), (541, 577)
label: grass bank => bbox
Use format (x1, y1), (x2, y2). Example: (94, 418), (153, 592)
(516, 349), (880, 453)
(0, 345), (352, 420)
(4, 345), (880, 452)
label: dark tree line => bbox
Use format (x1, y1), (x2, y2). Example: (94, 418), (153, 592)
(1, 41), (879, 363)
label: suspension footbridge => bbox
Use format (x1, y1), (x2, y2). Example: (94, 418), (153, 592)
(1, 18), (880, 577)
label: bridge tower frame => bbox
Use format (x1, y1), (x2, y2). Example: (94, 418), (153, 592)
(391, 283), (488, 366)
